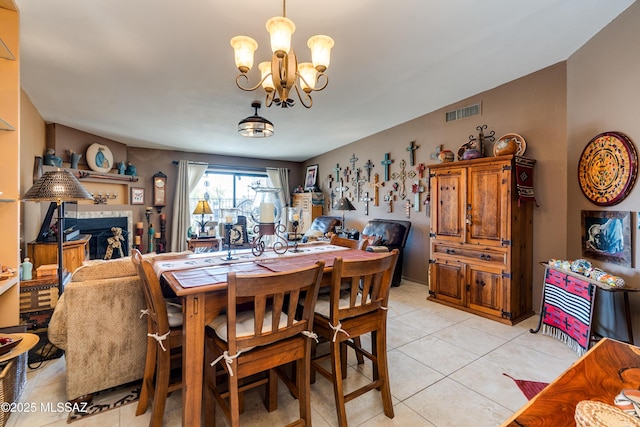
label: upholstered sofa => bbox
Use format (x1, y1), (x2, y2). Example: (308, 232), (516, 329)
(48, 251), (189, 401)
(361, 219), (411, 286)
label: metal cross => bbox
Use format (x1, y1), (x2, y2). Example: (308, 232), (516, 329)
(360, 192), (373, 215)
(416, 163), (426, 179)
(391, 159), (416, 200)
(383, 190), (395, 213)
(381, 153), (393, 181)
(351, 168), (366, 200)
(363, 159), (375, 182)
(403, 199), (414, 218)
(369, 173), (384, 206)
(406, 140), (420, 166)
(335, 179), (349, 198)
(333, 163), (341, 184)
(411, 180), (425, 212)
(349, 153), (359, 171)
(342, 166), (351, 182)
(328, 190), (336, 211)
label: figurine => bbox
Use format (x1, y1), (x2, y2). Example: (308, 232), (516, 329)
(68, 150), (82, 169)
(125, 162), (137, 176)
(43, 148), (63, 167)
(117, 161), (126, 174)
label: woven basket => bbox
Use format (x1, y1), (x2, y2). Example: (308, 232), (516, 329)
(575, 400), (640, 427)
(0, 353), (27, 427)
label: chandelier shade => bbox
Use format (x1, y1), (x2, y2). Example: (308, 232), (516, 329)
(230, 0), (333, 108)
(238, 102), (274, 138)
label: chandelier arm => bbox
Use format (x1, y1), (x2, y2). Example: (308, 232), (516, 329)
(264, 90), (274, 108)
(313, 72), (329, 92)
(235, 73), (273, 92)
(294, 84), (313, 109)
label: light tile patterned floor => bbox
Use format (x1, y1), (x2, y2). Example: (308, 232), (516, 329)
(5, 280), (578, 427)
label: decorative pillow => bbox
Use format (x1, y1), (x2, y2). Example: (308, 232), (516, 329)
(230, 225), (244, 245)
(302, 229), (324, 242)
(361, 234), (383, 246)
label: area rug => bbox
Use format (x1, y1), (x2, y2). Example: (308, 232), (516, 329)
(503, 373), (549, 400)
(67, 380), (141, 423)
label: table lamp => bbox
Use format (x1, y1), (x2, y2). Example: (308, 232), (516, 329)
(193, 199), (213, 235)
(23, 169), (93, 293)
(333, 196), (356, 231)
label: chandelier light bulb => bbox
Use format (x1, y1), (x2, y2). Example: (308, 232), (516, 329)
(266, 16), (295, 58)
(297, 62), (317, 92)
(259, 61), (275, 92)
(230, 36), (258, 73)
(308, 35), (334, 72)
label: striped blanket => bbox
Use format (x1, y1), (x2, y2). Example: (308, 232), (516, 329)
(540, 268), (596, 355)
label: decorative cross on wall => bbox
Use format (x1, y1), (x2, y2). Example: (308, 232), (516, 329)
(360, 192), (373, 215)
(416, 163), (426, 179)
(403, 199), (414, 218)
(351, 168), (366, 200)
(326, 174), (334, 189)
(369, 173), (384, 206)
(406, 140), (420, 166)
(383, 190), (395, 213)
(335, 179), (350, 198)
(342, 166), (351, 183)
(328, 190), (336, 211)
(411, 180), (425, 212)
(380, 153), (393, 181)
(391, 159), (417, 200)
(363, 159), (375, 182)
(349, 153), (359, 171)
(333, 163), (341, 184)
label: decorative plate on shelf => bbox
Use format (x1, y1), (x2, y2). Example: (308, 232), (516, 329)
(86, 143), (114, 173)
(494, 133), (526, 156)
(578, 131), (638, 206)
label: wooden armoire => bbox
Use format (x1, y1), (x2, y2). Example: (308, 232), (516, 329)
(427, 155), (535, 325)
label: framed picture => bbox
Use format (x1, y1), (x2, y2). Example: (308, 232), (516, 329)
(304, 164), (318, 191)
(581, 210), (633, 267)
(130, 187), (145, 205)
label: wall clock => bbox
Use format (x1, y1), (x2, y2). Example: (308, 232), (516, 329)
(152, 171), (167, 211)
(578, 131), (638, 206)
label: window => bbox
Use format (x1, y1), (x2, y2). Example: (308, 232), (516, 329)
(189, 167), (268, 236)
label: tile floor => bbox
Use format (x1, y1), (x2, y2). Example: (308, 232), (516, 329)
(5, 280), (579, 427)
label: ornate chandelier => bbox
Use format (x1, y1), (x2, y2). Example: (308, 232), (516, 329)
(230, 0), (334, 108)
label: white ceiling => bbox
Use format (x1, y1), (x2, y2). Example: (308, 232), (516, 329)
(15, 0), (635, 162)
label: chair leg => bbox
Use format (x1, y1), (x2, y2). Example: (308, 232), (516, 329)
(150, 347), (171, 427)
(376, 327), (394, 419)
(352, 337), (365, 365)
(298, 345), (312, 427)
(203, 345), (216, 426)
(136, 336), (156, 416)
(330, 339), (349, 427)
(267, 368), (278, 412)
(229, 361), (241, 427)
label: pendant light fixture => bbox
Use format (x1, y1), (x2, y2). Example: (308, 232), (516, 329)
(238, 101), (274, 138)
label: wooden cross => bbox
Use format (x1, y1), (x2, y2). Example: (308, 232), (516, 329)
(360, 192), (373, 215)
(351, 168), (366, 200)
(411, 180), (425, 212)
(349, 153), (359, 171)
(406, 140), (420, 166)
(326, 174), (334, 189)
(416, 163), (426, 179)
(403, 199), (414, 218)
(369, 173), (384, 206)
(333, 163), (341, 184)
(383, 190), (395, 213)
(391, 159), (417, 200)
(362, 159), (375, 182)
(342, 166), (351, 182)
(380, 153), (393, 181)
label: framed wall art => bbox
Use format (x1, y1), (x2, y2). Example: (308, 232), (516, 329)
(130, 187), (145, 205)
(581, 210), (632, 267)
(304, 164), (318, 191)
(578, 131), (638, 206)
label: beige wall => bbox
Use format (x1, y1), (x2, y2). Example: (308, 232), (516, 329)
(307, 63), (568, 313)
(567, 1), (640, 341)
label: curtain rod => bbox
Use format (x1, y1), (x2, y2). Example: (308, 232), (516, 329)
(172, 161), (288, 173)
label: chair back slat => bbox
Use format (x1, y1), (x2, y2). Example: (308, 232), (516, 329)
(227, 261), (325, 352)
(328, 250), (399, 321)
(132, 249), (171, 335)
(330, 234), (369, 250)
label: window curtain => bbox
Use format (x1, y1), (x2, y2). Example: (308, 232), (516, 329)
(170, 160), (208, 252)
(266, 167), (290, 229)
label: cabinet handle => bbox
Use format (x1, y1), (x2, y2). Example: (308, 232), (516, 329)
(446, 248), (456, 254)
(479, 254), (491, 261)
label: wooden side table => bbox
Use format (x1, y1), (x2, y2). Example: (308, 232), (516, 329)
(187, 237), (221, 253)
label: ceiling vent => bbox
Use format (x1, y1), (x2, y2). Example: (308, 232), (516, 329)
(445, 102), (481, 122)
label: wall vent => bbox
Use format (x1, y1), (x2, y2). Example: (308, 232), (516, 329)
(445, 102), (481, 122)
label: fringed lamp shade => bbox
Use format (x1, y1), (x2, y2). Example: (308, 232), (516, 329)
(23, 169), (93, 203)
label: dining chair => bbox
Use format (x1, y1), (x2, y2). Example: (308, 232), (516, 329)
(132, 249), (183, 427)
(311, 249), (399, 427)
(203, 260), (325, 427)
(329, 234), (369, 251)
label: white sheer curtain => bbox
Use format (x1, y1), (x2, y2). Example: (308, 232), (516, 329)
(266, 167), (290, 229)
(170, 160), (208, 252)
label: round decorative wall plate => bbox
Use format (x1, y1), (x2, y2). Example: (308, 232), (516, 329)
(578, 131), (638, 206)
(86, 143), (114, 173)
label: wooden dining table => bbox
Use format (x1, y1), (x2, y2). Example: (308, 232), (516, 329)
(156, 243), (389, 427)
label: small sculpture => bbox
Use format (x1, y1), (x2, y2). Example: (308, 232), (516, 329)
(43, 148), (63, 167)
(68, 150), (82, 169)
(125, 162), (137, 176)
(117, 161), (126, 174)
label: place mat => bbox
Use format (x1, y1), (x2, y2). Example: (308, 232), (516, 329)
(170, 262), (267, 288)
(258, 248), (387, 272)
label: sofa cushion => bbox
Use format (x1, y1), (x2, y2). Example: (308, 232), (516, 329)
(361, 219), (411, 248)
(71, 251), (192, 282)
(361, 234), (383, 246)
